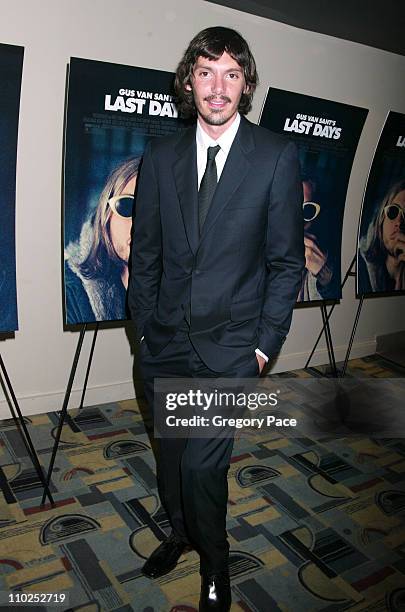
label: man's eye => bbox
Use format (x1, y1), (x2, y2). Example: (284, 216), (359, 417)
(199, 71), (210, 78)
(228, 73), (239, 79)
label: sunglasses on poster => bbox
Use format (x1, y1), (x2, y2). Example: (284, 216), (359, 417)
(384, 204), (405, 223)
(108, 194), (134, 219)
(303, 201), (321, 222)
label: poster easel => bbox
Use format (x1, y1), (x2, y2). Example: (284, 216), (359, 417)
(305, 255), (356, 376)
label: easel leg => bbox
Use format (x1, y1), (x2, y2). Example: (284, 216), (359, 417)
(305, 302), (336, 369)
(341, 296), (364, 378)
(320, 303), (338, 376)
(79, 323), (99, 410)
(41, 325), (87, 506)
(0, 355), (54, 505)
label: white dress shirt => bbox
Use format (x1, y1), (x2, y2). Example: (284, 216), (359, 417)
(196, 114), (269, 364)
(196, 113), (240, 187)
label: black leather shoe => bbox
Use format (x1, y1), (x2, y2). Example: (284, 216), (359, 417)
(199, 572), (231, 611)
(141, 534), (190, 579)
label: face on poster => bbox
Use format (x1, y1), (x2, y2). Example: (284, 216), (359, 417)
(259, 88), (368, 304)
(0, 44), (24, 333)
(64, 58), (186, 325)
(357, 112), (405, 296)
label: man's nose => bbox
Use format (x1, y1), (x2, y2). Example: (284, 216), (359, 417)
(211, 74), (225, 94)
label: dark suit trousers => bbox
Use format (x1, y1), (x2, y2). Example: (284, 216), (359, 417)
(140, 321), (260, 574)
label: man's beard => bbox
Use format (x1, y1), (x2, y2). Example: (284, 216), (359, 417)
(198, 95), (234, 126)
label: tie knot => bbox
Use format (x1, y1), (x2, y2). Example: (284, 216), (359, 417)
(207, 145), (220, 161)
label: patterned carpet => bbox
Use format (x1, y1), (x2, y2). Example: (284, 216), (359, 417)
(1, 354), (405, 611)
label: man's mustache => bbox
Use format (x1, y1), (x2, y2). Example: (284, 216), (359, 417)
(204, 95), (232, 104)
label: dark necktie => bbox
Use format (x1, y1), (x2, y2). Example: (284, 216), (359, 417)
(198, 145), (221, 233)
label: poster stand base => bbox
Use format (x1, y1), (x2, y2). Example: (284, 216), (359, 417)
(0, 353), (54, 505)
(305, 255), (356, 377)
(42, 323), (99, 506)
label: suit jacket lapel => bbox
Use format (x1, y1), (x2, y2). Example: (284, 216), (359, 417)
(199, 117), (254, 245)
(173, 126), (199, 255)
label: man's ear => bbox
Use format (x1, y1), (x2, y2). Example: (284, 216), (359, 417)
(185, 82), (192, 92)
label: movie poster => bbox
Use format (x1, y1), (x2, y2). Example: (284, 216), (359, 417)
(259, 88), (368, 303)
(64, 58), (186, 325)
(357, 112), (405, 297)
(0, 43), (24, 332)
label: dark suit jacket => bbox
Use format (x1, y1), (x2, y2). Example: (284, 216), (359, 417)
(128, 116), (305, 372)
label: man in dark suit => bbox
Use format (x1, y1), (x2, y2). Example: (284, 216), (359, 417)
(128, 27), (304, 611)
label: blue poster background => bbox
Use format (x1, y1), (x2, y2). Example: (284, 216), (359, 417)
(64, 58), (186, 325)
(357, 112), (405, 297)
(259, 88), (367, 304)
(0, 43), (23, 332)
